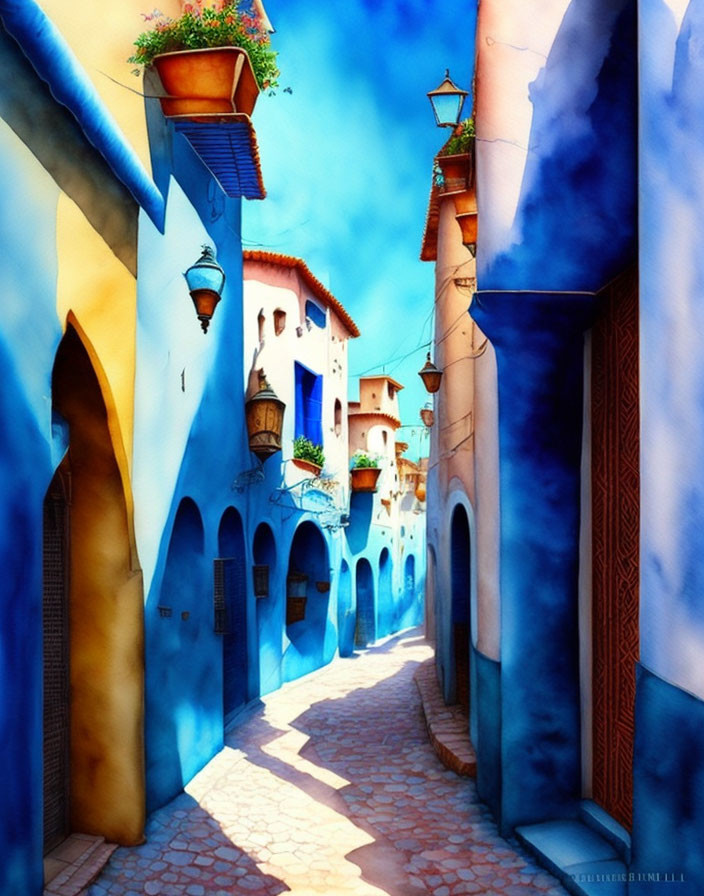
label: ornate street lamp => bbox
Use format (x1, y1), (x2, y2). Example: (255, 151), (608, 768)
(184, 245), (226, 333)
(418, 352), (443, 393)
(420, 403), (434, 428)
(245, 371), (286, 461)
(427, 69), (468, 128)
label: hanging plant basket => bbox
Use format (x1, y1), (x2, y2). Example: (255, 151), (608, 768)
(350, 466), (381, 493)
(315, 581), (331, 593)
(153, 47), (260, 118)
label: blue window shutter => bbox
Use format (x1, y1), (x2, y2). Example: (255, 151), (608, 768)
(294, 363), (305, 439)
(295, 363), (323, 445)
(306, 374), (323, 445)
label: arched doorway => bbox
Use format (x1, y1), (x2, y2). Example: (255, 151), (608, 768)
(148, 496), (218, 809)
(355, 558), (375, 648)
(253, 522), (279, 696)
(283, 522), (333, 682)
(451, 505), (471, 714)
(378, 547), (393, 637)
(399, 553), (416, 630)
(337, 560), (353, 657)
(218, 507), (248, 722)
(43, 324), (144, 848)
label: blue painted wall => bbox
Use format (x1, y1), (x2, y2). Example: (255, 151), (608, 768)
(632, 665), (704, 894)
(253, 521), (283, 697)
(480, 0), (637, 292)
(0, 26), (77, 894)
(337, 560), (354, 657)
(474, 647), (501, 823)
(282, 520), (336, 683)
(471, 292), (594, 832)
(138, 109), (258, 811)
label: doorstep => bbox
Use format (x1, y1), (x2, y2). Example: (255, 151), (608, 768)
(515, 803), (632, 896)
(44, 833), (117, 896)
(414, 658), (476, 777)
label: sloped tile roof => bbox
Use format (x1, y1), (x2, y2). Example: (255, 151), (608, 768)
(243, 250), (360, 337)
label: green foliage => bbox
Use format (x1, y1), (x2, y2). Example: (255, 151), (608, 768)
(351, 452), (378, 469)
(293, 436), (325, 468)
(440, 117), (475, 156)
(129, 2), (279, 90)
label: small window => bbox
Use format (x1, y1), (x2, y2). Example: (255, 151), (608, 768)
(334, 399), (342, 437)
(257, 309), (265, 342)
(382, 430), (388, 447)
(305, 300), (326, 329)
(388, 382), (396, 399)
(294, 362), (323, 445)
(274, 309), (286, 335)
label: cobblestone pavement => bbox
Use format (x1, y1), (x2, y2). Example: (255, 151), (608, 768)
(86, 631), (568, 896)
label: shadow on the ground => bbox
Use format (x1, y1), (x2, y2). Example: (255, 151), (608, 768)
(224, 629), (433, 896)
(84, 791), (289, 896)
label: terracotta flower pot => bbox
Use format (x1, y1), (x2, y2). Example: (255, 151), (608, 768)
(437, 152), (471, 193)
(292, 457), (322, 476)
(153, 47), (260, 118)
(452, 189), (477, 216)
(350, 466), (381, 493)
(456, 212), (478, 245)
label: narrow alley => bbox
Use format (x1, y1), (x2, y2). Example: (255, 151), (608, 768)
(85, 632), (566, 896)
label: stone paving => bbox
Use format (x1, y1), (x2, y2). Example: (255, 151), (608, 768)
(85, 630), (568, 896)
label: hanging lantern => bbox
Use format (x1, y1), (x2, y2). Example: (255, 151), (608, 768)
(415, 479), (427, 502)
(245, 371), (285, 461)
(418, 352), (443, 393)
(420, 404), (434, 428)
(427, 69), (468, 128)
(184, 245), (226, 333)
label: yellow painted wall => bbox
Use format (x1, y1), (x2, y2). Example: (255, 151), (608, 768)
(37, 0), (182, 174)
(56, 195), (136, 477)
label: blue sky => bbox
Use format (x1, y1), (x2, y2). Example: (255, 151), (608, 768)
(242, 0), (476, 459)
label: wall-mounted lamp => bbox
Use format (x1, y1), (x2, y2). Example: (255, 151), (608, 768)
(184, 245), (226, 333)
(418, 352), (443, 393)
(245, 370), (285, 461)
(420, 404), (434, 428)
(427, 69), (468, 128)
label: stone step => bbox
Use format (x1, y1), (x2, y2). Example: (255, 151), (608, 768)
(515, 818), (627, 896)
(44, 834), (118, 896)
(579, 800), (631, 865)
(413, 658), (476, 777)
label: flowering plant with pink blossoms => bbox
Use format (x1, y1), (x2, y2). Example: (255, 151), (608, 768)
(129, 1), (279, 90)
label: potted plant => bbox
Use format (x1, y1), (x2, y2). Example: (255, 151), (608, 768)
(129, 1), (279, 118)
(435, 117), (475, 192)
(350, 452), (381, 493)
(292, 436), (325, 475)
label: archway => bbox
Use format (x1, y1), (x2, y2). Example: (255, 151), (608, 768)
(218, 507), (248, 722)
(450, 504), (471, 714)
(398, 553), (416, 630)
(253, 522), (279, 696)
(44, 324), (144, 848)
(283, 521), (332, 682)
(148, 497), (218, 809)
(337, 560), (354, 657)
(355, 558), (375, 648)
(377, 547), (393, 637)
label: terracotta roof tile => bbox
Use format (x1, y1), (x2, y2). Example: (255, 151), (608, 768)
(243, 250), (360, 337)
